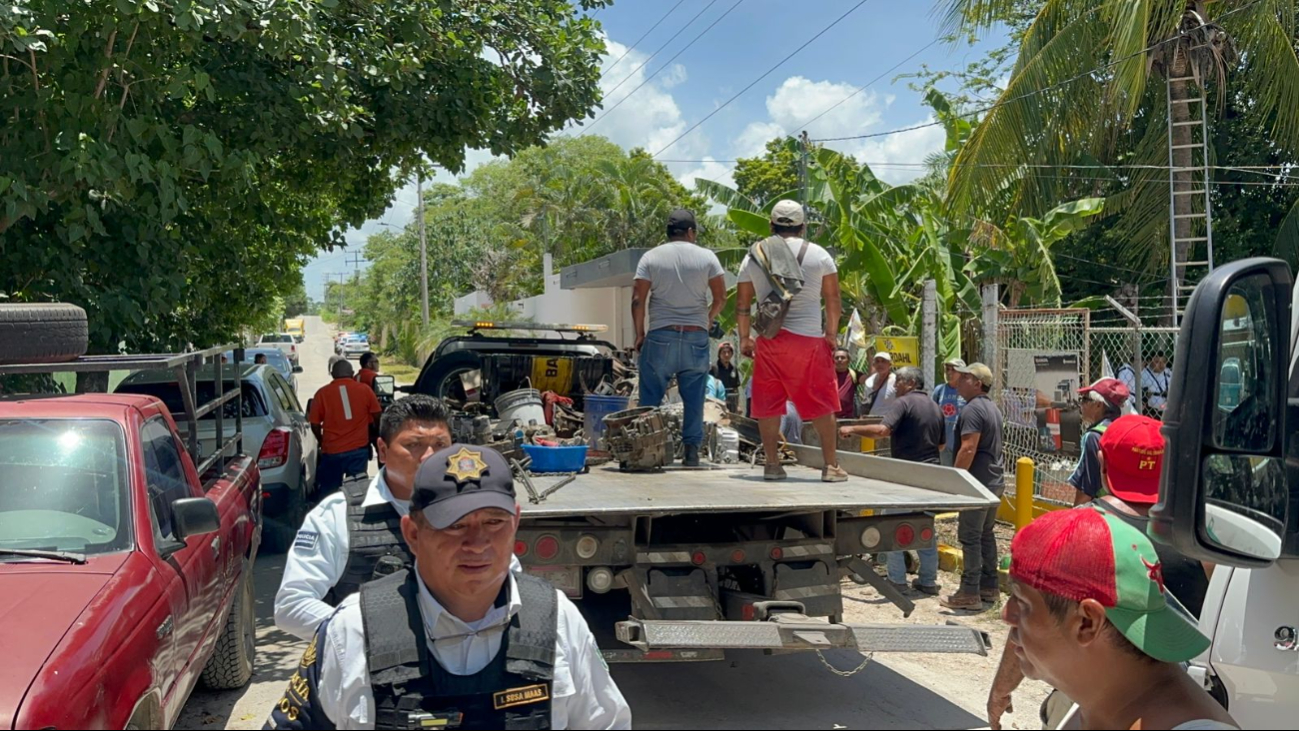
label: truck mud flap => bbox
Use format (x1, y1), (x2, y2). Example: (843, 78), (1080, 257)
(616, 616), (989, 656)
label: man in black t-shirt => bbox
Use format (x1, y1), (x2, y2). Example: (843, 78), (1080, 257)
(840, 366), (945, 594)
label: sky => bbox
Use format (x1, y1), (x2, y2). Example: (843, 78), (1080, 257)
(303, 0), (1009, 299)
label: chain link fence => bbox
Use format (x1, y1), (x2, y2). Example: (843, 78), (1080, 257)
(991, 309), (1091, 506)
(991, 307), (1180, 506)
(1087, 327), (1179, 418)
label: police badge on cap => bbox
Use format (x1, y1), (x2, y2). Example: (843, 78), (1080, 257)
(411, 444), (518, 529)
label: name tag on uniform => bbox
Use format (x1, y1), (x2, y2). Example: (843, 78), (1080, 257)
(492, 683), (550, 710)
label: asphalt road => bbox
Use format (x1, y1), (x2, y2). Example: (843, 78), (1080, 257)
(178, 317), (1045, 730)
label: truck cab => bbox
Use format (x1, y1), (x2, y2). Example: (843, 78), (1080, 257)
(1153, 258), (1299, 728)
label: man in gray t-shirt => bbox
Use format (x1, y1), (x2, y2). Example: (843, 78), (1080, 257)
(942, 362), (1007, 612)
(632, 208), (725, 467)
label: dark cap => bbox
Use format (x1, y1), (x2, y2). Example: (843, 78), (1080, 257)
(666, 208), (697, 231)
(411, 444), (517, 529)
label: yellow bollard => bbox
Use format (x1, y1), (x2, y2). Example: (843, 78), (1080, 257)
(1015, 457), (1035, 531)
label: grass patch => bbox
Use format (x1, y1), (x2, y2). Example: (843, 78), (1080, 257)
(382, 363), (420, 386)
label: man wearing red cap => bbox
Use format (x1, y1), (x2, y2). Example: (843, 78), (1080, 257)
(986, 415), (1215, 729)
(1069, 377), (1131, 505)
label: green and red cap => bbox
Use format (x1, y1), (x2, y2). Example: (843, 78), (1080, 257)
(1009, 507), (1209, 663)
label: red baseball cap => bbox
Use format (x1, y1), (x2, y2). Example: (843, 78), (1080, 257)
(1098, 415), (1165, 505)
(1078, 377), (1130, 407)
(1009, 507), (1209, 663)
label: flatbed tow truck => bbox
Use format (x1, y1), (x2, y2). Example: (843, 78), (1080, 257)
(512, 443), (998, 666)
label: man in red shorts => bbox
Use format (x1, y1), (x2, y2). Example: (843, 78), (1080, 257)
(736, 199), (848, 482)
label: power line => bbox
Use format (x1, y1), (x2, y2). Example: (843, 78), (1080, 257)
(581, 0), (734, 135)
(809, 0), (1267, 143)
(796, 37), (943, 132)
(599, 0), (687, 80)
(653, 0), (874, 157)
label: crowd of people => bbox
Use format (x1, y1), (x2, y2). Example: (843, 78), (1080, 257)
(263, 203), (1233, 729)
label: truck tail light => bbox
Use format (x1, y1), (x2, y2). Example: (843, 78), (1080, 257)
(514, 540), (529, 557)
(894, 523), (916, 548)
(535, 535), (560, 561)
(576, 534), (599, 560)
(587, 567), (614, 594)
(860, 526), (882, 549)
(920, 526), (934, 543)
(258, 427), (292, 469)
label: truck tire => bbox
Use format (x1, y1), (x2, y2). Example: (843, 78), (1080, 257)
(415, 351), (481, 402)
(199, 563), (256, 690)
(0, 303), (88, 365)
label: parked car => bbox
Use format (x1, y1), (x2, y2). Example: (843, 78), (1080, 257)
(0, 348), (261, 730)
(257, 332), (300, 366)
(226, 347), (302, 393)
(116, 363), (317, 550)
(338, 333), (370, 357)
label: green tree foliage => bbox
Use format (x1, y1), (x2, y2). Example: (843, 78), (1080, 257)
(733, 138), (803, 206)
(0, 0), (609, 352)
(336, 135), (725, 364)
(938, 0), (1299, 265)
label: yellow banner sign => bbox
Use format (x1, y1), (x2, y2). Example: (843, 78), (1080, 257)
(871, 335), (919, 367)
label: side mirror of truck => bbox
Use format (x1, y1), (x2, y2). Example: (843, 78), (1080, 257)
(372, 374), (395, 397)
(293, 365), (304, 374)
(1151, 258), (1293, 568)
(172, 497), (221, 541)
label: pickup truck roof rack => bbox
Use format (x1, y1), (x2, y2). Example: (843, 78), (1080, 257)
(0, 344), (247, 477)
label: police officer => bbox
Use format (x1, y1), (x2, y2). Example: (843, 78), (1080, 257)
(274, 395), (452, 641)
(265, 444), (632, 730)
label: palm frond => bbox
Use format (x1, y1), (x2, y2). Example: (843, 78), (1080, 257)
(1225, 0), (1299, 161)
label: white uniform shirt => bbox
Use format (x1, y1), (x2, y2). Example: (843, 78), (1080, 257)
(1142, 366), (1172, 410)
(275, 471), (411, 641)
(314, 565), (632, 730)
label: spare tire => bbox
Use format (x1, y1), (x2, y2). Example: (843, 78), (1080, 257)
(0, 303), (89, 365)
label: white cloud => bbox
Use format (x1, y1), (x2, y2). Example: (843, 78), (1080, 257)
(569, 38), (711, 176)
(676, 157), (735, 191)
(852, 118), (947, 185)
(734, 121), (785, 160)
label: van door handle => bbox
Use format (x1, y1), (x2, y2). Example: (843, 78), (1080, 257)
(210, 536), (220, 559)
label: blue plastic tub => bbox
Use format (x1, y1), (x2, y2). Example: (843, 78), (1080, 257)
(583, 394), (631, 448)
(522, 444), (588, 473)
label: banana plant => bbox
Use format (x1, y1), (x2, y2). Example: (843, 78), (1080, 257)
(967, 197), (1107, 308)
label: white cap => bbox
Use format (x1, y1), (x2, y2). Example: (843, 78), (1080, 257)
(873, 351), (893, 363)
(770, 199), (805, 226)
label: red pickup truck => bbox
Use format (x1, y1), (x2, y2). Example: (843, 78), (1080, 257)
(0, 349), (262, 730)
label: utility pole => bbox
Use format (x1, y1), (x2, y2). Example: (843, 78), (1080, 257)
(346, 252), (365, 284)
(798, 131), (810, 222)
(417, 172), (430, 326)
(921, 279), (937, 388)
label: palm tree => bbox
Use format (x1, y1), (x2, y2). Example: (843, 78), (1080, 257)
(939, 0), (1299, 318)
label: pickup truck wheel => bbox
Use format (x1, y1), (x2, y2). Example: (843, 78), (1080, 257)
(199, 563), (256, 690)
(0, 303), (88, 365)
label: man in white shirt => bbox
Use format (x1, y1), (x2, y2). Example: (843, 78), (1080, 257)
(1141, 352), (1172, 415)
(274, 395), (453, 640)
(859, 351), (899, 416)
(735, 200), (848, 482)
(264, 444), (631, 730)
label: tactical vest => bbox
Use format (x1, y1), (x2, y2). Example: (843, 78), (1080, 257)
(361, 569), (559, 731)
(324, 474), (412, 606)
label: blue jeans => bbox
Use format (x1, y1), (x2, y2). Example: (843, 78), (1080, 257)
(317, 446), (370, 493)
(639, 328), (709, 446)
(886, 548), (939, 587)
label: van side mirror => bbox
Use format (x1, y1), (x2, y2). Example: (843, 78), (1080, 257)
(1151, 258), (1292, 567)
(372, 374), (396, 397)
(293, 365), (304, 374)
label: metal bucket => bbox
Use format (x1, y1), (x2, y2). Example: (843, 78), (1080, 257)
(495, 388), (545, 426)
